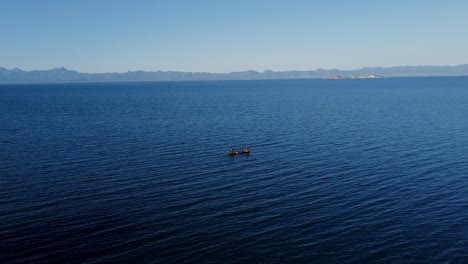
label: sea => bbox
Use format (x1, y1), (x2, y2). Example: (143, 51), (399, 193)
(1, 77), (468, 263)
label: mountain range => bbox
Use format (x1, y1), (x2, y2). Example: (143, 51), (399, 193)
(1, 64), (468, 84)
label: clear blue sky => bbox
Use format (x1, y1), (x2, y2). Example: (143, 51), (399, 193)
(1, 0), (468, 73)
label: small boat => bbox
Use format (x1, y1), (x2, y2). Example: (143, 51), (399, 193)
(228, 147), (250, 156)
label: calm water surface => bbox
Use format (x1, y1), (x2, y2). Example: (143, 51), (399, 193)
(1, 78), (468, 263)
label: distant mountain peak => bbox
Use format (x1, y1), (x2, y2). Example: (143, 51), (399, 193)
(229, 70), (261, 74)
(51, 67), (69, 71)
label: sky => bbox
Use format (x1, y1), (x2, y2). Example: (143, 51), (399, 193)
(1, 0), (468, 73)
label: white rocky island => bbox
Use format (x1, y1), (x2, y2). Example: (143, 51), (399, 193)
(325, 74), (384, 79)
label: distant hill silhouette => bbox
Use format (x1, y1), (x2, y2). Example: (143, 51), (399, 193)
(1, 64), (468, 84)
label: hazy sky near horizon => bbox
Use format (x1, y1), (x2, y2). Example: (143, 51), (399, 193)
(1, 0), (468, 73)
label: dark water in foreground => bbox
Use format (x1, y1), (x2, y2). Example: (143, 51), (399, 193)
(1, 78), (468, 263)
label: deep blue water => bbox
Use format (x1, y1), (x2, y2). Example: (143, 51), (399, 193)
(1, 77), (468, 263)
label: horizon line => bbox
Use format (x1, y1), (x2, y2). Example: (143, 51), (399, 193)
(2, 63), (468, 74)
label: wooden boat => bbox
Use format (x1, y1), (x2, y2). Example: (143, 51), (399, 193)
(228, 148), (250, 155)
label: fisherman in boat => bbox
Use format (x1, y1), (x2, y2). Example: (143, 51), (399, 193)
(228, 146), (250, 155)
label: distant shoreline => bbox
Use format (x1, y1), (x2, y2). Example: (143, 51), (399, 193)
(2, 75), (468, 86)
(1, 64), (468, 84)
